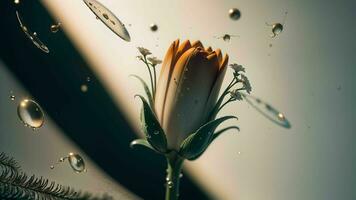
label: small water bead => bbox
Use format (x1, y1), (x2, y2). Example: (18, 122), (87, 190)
(215, 34), (238, 42)
(277, 113), (285, 121)
(68, 152), (86, 173)
(150, 23), (158, 32)
(10, 95), (15, 101)
(102, 13), (109, 20)
(86, 76), (91, 82)
(50, 22), (61, 33)
(271, 23), (283, 38)
(17, 99), (44, 129)
(50, 165), (54, 169)
(81, 84), (88, 93)
(14, 0), (20, 4)
(229, 8), (241, 20)
(167, 181), (173, 188)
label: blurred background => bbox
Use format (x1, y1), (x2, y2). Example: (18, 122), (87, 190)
(1, 0), (356, 199)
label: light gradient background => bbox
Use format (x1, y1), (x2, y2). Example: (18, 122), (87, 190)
(1, 0), (356, 199)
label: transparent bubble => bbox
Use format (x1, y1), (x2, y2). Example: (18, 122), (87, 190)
(83, 0), (131, 42)
(16, 11), (49, 53)
(17, 99), (44, 129)
(50, 22), (61, 33)
(229, 8), (241, 20)
(215, 34), (238, 42)
(150, 23), (158, 32)
(50, 153), (86, 173)
(271, 23), (283, 37)
(68, 153), (86, 173)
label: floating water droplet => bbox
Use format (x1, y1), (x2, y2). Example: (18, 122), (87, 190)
(277, 113), (285, 121)
(167, 181), (173, 188)
(81, 84), (88, 93)
(215, 34), (238, 42)
(271, 23), (283, 38)
(86, 77), (91, 82)
(50, 22), (61, 33)
(17, 99), (44, 129)
(150, 23), (158, 32)
(229, 8), (241, 20)
(68, 152), (86, 173)
(14, 0), (20, 4)
(10, 95), (15, 101)
(50, 165), (54, 169)
(237, 151), (241, 155)
(16, 11), (49, 53)
(83, 0), (131, 42)
(242, 94), (291, 128)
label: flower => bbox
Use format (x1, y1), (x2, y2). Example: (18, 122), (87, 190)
(137, 47), (151, 56)
(154, 39), (229, 149)
(147, 57), (162, 66)
(240, 74), (252, 94)
(230, 63), (245, 74)
(230, 89), (243, 101)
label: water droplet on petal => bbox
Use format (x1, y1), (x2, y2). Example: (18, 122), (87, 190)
(277, 113), (285, 121)
(229, 8), (241, 20)
(17, 99), (44, 129)
(150, 23), (158, 32)
(68, 152), (86, 173)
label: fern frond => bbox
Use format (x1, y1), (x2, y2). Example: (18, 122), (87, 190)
(0, 152), (112, 200)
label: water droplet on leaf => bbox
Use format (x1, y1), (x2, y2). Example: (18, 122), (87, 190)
(17, 99), (44, 129)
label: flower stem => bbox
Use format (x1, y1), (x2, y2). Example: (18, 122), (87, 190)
(165, 152), (184, 200)
(143, 57), (155, 98)
(153, 66), (157, 99)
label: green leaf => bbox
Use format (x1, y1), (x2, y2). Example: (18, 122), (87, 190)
(131, 75), (154, 108)
(130, 139), (157, 153)
(211, 126), (240, 143)
(136, 95), (167, 153)
(188, 126), (240, 160)
(179, 116), (237, 160)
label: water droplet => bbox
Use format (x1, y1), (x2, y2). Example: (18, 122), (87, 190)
(153, 130), (159, 135)
(81, 84), (88, 93)
(16, 11), (49, 53)
(17, 99), (44, 129)
(167, 181), (173, 188)
(271, 23), (283, 37)
(229, 8), (241, 20)
(179, 173), (183, 178)
(50, 22), (61, 33)
(14, 0), (20, 4)
(102, 13), (109, 20)
(10, 95), (15, 101)
(150, 23), (158, 32)
(83, 0), (131, 42)
(223, 34), (231, 42)
(68, 152), (86, 173)
(277, 113), (285, 121)
(50, 165), (54, 169)
(237, 151), (241, 155)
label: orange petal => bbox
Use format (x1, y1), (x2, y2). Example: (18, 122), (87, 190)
(155, 39), (179, 122)
(174, 40), (191, 64)
(191, 40), (204, 48)
(205, 46), (213, 52)
(163, 49), (219, 149)
(220, 53), (229, 70)
(214, 49), (223, 64)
